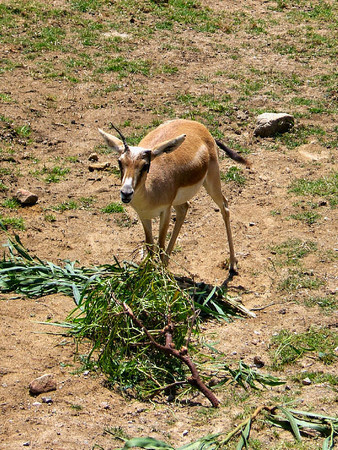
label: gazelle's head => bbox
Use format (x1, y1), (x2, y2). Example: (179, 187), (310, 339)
(98, 127), (186, 204)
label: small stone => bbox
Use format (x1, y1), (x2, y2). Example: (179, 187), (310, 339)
(302, 377), (312, 386)
(23, 443), (30, 447)
(29, 374), (57, 395)
(254, 113), (294, 137)
(88, 162), (110, 171)
(208, 377), (219, 387)
(182, 430), (189, 437)
(15, 189), (38, 206)
(42, 397), (53, 404)
(88, 153), (99, 162)
(253, 356), (265, 368)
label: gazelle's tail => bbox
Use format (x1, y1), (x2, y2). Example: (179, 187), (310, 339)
(215, 139), (251, 168)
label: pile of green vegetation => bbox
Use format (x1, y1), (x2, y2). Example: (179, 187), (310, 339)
(0, 229), (246, 405)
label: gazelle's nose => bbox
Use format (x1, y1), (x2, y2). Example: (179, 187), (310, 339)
(121, 187), (133, 203)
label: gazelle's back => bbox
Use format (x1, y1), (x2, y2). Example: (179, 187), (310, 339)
(139, 119), (216, 190)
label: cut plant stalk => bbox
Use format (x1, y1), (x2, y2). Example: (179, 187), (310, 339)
(120, 299), (220, 407)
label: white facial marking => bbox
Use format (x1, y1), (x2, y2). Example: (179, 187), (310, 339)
(122, 176), (133, 189)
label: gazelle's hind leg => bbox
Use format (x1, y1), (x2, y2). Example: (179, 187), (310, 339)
(162, 202), (189, 265)
(203, 161), (238, 273)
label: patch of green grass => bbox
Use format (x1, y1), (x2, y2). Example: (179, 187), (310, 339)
(303, 295), (337, 313)
(0, 215), (25, 230)
(220, 167), (246, 185)
(21, 26), (67, 53)
(79, 197), (95, 209)
(52, 201), (79, 212)
(278, 270), (324, 292)
(76, 19), (104, 46)
(292, 371), (337, 386)
(44, 213), (56, 222)
(270, 327), (337, 370)
(0, 93), (14, 103)
(70, 0), (110, 12)
(0, 182), (9, 192)
(276, 124), (326, 149)
(45, 167), (70, 183)
(98, 57), (152, 78)
(31, 166), (70, 183)
(288, 211), (321, 225)
(289, 173), (337, 207)
(238, 79), (264, 99)
(176, 92), (232, 114)
(70, 404), (83, 411)
(101, 202), (125, 214)
(270, 239), (317, 265)
(2, 197), (21, 210)
(246, 18), (267, 34)
(0, 168), (12, 176)
(15, 124), (32, 139)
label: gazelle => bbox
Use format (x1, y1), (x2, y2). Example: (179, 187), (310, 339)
(99, 119), (250, 274)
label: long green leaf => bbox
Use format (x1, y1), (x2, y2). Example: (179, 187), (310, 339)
(236, 418), (251, 450)
(120, 437), (174, 450)
(178, 433), (221, 450)
(281, 408), (302, 442)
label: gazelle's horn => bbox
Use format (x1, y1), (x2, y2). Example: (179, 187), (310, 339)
(110, 123), (130, 153)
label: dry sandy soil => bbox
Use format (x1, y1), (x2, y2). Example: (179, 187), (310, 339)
(0, 0), (337, 448)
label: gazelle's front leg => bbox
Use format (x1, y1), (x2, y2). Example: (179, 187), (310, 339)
(159, 207), (172, 264)
(141, 218), (155, 256)
(164, 202), (189, 265)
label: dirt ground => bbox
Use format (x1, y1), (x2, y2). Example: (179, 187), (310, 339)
(0, 0), (337, 448)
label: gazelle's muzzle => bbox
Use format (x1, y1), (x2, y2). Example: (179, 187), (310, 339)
(121, 186), (134, 203)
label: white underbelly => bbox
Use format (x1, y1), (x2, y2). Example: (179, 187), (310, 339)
(173, 181), (204, 206)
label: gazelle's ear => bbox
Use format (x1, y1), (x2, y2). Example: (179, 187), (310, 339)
(151, 134), (186, 159)
(98, 129), (125, 154)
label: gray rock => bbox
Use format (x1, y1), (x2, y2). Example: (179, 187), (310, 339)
(15, 189), (38, 206)
(29, 374), (57, 395)
(254, 113), (294, 137)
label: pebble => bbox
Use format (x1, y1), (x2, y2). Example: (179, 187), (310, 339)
(29, 374), (57, 395)
(182, 430), (189, 437)
(302, 377), (312, 386)
(88, 153), (99, 162)
(15, 189), (38, 206)
(88, 162), (111, 171)
(42, 397), (53, 404)
(253, 356), (265, 368)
